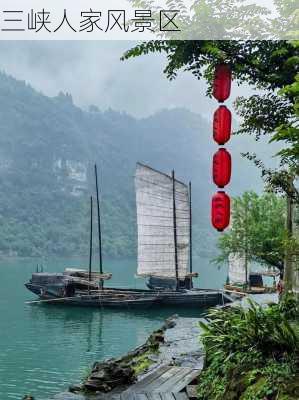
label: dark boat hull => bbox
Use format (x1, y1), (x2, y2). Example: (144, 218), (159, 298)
(25, 283), (231, 308)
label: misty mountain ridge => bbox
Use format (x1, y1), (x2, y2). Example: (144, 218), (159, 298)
(0, 71), (274, 259)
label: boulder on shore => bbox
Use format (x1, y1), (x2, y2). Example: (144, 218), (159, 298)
(84, 360), (135, 392)
(82, 315), (179, 393)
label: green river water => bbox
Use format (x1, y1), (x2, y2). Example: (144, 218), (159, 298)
(0, 257), (226, 399)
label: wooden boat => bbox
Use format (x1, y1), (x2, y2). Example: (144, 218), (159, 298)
(25, 163), (233, 308)
(25, 274), (229, 307)
(223, 253), (279, 295)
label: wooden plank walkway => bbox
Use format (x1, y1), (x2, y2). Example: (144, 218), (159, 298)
(110, 365), (199, 400)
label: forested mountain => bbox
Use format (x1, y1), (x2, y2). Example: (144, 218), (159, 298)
(0, 72), (267, 259)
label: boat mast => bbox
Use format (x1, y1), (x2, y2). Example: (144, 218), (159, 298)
(172, 170), (179, 291)
(94, 164), (104, 289)
(88, 196), (93, 293)
(189, 181), (193, 288)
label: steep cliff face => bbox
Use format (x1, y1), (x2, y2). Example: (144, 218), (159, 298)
(0, 72), (265, 258)
(52, 159), (88, 197)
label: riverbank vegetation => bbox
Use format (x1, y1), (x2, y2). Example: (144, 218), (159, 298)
(197, 297), (299, 400)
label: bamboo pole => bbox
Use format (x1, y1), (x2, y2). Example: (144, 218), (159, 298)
(88, 196), (93, 293)
(189, 182), (193, 288)
(26, 297), (79, 304)
(222, 289), (247, 296)
(172, 170), (179, 291)
(94, 165), (104, 286)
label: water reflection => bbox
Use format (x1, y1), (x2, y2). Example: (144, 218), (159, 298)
(0, 257), (226, 399)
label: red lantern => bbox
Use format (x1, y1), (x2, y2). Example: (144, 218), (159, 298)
(213, 106), (232, 145)
(211, 191), (230, 232)
(213, 148), (232, 188)
(212, 64), (232, 102)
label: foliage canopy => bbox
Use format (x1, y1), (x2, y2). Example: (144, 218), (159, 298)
(123, 39), (299, 200)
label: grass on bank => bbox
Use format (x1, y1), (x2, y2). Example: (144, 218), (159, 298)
(197, 296), (299, 400)
(131, 350), (156, 375)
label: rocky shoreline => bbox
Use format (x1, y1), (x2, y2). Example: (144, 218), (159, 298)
(38, 315), (204, 400)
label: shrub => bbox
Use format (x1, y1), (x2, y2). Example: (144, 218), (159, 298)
(197, 297), (299, 400)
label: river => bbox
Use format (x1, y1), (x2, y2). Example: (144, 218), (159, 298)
(0, 256), (226, 399)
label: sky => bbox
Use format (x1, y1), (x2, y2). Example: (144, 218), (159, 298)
(0, 40), (282, 191)
(0, 41), (252, 118)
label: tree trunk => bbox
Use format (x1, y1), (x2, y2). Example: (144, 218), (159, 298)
(293, 202), (299, 299)
(284, 195), (294, 293)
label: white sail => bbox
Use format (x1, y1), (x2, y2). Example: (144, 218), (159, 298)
(228, 253), (248, 285)
(135, 163), (190, 279)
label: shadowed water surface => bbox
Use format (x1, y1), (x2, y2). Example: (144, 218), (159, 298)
(0, 257), (226, 399)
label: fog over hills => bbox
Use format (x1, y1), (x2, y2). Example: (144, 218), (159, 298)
(0, 71), (278, 258)
(0, 41), (253, 119)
